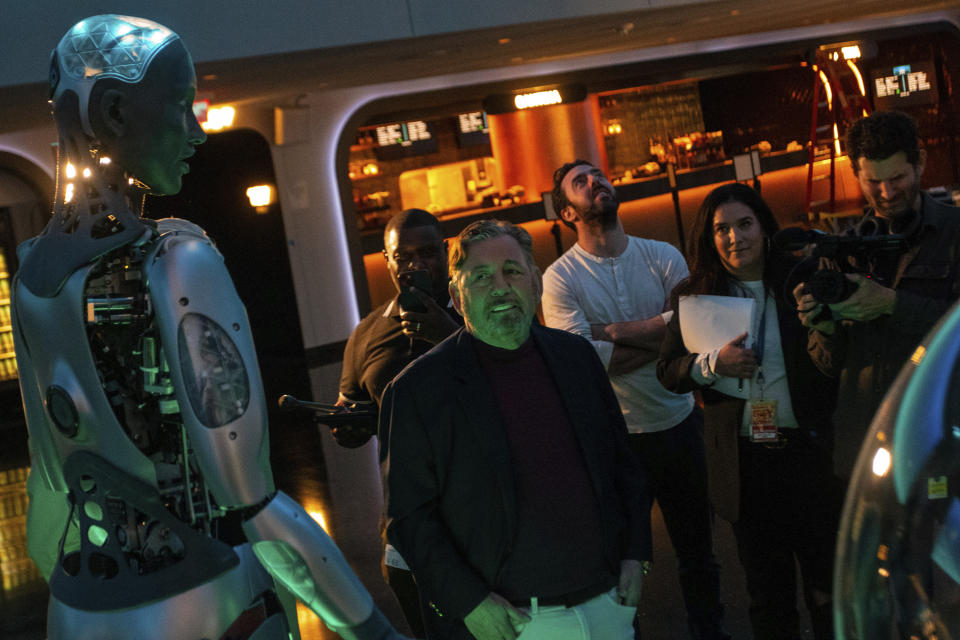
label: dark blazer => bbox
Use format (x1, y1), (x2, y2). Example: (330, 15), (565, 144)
(656, 254), (839, 522)
(380, 323), (651, 635)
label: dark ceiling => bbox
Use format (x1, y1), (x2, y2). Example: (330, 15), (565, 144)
(1, 0), (957, 134)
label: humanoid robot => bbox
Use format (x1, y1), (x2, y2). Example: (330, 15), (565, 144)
(12, 15), (404, 640)
(834, 298), (960, 638)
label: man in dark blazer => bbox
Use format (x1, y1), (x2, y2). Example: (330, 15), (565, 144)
(380, 219), (652, 640)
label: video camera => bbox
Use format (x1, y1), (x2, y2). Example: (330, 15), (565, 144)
(774, 225), (907, 304)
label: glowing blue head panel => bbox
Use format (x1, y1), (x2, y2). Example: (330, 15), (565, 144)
(52, 15), (179, 136)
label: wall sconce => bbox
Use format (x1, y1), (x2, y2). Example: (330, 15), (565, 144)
(246, 184), (275, 213)
(606, 122), (623, 136)
(361, 162), (380, 176)
(201, 105), (236, 132)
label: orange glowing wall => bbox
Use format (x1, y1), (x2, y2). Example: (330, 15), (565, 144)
(359, 157), (863, 312)
(488, 96), (608, 201)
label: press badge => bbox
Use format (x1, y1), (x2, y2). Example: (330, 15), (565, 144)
(750, 400), (778, 442)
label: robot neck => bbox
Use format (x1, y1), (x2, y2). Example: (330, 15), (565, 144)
(18, 132), (151, 298)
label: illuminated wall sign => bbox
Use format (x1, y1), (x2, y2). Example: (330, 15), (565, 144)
(871, 61), (937, 108)
(457, 111), (490, 147)
(376, 121), (432, 146)
(483, 84), (587, 114)
(373, 120), (438, 160)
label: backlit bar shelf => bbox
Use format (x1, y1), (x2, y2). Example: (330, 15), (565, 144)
(0, 467), (40, 593)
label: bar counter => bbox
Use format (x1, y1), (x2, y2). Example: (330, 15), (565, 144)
(360, 150), (863, 310)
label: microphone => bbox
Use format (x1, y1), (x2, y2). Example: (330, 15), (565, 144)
(773, 227), (826, 251)
(278, 394), (329, 410)
(279, 394), (353, 412)
(278, 394), (378, 449)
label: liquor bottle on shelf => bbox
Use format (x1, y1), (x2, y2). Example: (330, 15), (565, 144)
(0, 248), (16, 381)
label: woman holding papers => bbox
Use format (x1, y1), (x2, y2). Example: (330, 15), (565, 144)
(657, 183), (843, 640)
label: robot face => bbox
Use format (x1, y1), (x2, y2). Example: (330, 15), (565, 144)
(107, 40), (207, 195)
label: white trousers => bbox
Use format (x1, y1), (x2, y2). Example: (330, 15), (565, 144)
(514, 588), (636, 640)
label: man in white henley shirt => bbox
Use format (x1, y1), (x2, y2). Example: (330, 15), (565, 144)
(542, 161), (729, 640)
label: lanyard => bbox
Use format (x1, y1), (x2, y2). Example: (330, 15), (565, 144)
(752, 287), (767, 395)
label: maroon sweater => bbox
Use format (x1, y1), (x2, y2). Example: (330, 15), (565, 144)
(474, 337), (613, 601)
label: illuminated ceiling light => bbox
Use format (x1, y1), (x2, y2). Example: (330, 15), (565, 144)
(64, 183), (75, 203)
(361, 162), (379, 176)
(878, 567), (890, 578)
(246, 184), (275, 212)
(201, 105), (236, 132)
(846, 59), (867, 97)
(872, 447), (892, 477)
(65, 162), (77, 179)
(99, 156), (111, 165)
(514, 89), (562, 110)
(842, 45), (862, 60)
(82, 167), (92, 178)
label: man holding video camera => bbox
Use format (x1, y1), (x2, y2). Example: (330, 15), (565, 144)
(796, 111), (960, 476)
(338, 208), (461, 638)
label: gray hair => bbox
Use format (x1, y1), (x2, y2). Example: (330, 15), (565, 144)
(448, 219), (535, 279)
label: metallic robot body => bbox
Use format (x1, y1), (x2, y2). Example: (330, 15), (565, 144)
(10, 13), (405, 640)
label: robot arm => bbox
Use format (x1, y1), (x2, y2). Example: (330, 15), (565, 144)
(145, 221), (402, 639)
(243, 491), (397, 639)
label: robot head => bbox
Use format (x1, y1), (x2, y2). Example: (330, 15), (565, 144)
(51, 15), (177, 138)
(50, 15), (204, 196)
(834, 301), (960, 638)
(20, 16), (204, 297)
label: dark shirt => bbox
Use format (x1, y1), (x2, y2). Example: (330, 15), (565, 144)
(810, 192), (960, 475)
(474, 337), (611, 601)
(339, 296), (458, 407)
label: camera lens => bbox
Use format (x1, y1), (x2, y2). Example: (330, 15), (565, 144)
(807, 270), (857, 304)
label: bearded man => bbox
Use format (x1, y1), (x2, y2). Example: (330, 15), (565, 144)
(381, 219), (652, 640)
(795, 110), (960, 476)
(541, 161), (729, 639)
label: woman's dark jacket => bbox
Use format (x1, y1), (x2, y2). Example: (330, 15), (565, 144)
(656, 253), (840, 521)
